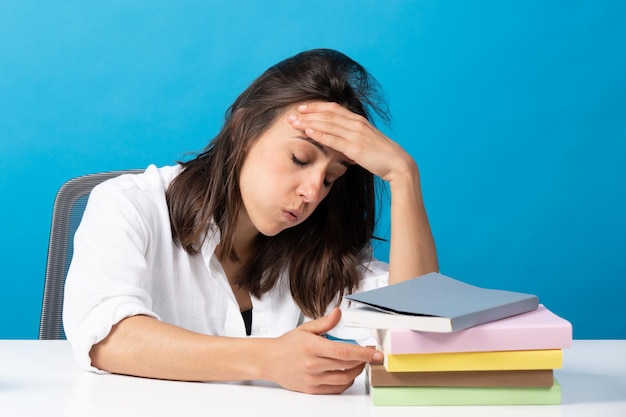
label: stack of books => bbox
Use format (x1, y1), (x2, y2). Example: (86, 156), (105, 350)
(342, 273), (573, 406)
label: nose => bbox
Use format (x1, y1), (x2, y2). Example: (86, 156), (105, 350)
(297, 175), (324, 204)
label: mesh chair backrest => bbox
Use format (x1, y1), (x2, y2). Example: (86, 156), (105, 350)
(39, 170), (143, 340)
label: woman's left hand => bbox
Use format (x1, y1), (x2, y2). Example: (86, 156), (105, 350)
(288, 102), (416, 183)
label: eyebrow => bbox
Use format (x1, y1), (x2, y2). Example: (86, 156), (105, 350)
(295, 136), (351, 167)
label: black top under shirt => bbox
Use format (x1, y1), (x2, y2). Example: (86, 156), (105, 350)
(241, 308), (252, 336)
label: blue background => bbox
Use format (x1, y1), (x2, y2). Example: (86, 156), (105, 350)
(1, 1), (624, 339)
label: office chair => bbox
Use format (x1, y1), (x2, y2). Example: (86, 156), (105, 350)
(39, 169), (143, 340)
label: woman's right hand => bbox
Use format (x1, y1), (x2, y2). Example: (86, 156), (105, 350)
(90, 309), (380, 395)
(260, 308), (383, 394)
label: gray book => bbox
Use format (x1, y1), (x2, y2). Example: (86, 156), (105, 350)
(344, 272), (539, 333)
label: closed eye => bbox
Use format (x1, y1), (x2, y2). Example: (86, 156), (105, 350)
(292, 154), (332, 187)
(291, 154), (306, 167)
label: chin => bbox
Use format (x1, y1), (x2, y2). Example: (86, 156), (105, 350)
(256, 224), (286, 237)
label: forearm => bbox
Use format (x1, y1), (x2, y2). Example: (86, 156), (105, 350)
(89, 310), (382, 394)
(387, 161), (438, 284)
(288, 101), (439, 282)
(90, 315), (271, 382)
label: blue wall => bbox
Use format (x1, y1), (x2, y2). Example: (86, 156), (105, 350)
(1, 1), (624, 339)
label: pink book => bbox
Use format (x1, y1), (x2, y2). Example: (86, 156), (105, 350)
(374, 304), (572, 354)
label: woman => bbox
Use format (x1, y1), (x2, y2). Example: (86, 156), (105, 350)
(63, 48), (438, 394)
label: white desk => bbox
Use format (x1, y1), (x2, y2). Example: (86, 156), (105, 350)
(1, 340), (624, 417)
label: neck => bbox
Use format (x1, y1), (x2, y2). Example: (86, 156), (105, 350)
(216, 208), (258, 263)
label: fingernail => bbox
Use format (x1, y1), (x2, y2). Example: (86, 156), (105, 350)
(373, 352), (384, 362)
(298, 104), (307, 111)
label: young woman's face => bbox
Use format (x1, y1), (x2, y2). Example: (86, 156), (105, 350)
(238, 106), (350, 237)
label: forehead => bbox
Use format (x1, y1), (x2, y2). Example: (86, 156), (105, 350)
(248, 104), (351, 167)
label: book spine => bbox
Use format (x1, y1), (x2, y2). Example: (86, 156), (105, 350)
(380, 322), (572, 354)
(453, 296), (539, 331)
(370, 379), (562, 406)
(384, 349), (562, 372)
(368, 365), (555, 387)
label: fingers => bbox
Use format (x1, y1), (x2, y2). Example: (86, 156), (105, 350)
(288, 101), (411, 181)
(302, 364), (365, 394)
(271, 311), (384, 394)
(298, 308), (384, 364)
(318, 337), (384, 364)
(297, 102), (360, 120)
(288, 103), (372, 155)
(297, 307), (342, 335)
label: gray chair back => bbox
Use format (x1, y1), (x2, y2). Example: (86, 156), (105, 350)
(39, 169), (143, 340)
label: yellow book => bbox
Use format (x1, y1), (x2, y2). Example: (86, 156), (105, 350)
(385, 349), (562, 372)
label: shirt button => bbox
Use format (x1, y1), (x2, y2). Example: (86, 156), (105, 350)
(259, 326), (269, 335)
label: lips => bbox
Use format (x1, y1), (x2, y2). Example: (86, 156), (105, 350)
(283, 208), (302, 224)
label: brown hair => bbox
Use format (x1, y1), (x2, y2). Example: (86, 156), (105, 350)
(166, 49), (389, 318)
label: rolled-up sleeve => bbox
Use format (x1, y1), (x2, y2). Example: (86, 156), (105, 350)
(62, 179), (161, 372)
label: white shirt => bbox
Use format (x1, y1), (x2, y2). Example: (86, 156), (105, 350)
(63, 164), (389, 372)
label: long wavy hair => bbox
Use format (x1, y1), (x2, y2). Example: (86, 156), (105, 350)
(166, 48), (389, 318)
